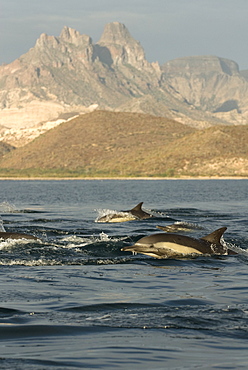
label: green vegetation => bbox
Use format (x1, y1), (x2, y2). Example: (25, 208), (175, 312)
(0, 167), (181, 178)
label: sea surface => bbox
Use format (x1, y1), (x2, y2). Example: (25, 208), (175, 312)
(0, 179), (247, 369)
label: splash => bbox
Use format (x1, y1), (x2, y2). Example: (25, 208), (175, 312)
(174, 221), (204, 230)
(0, 218), (5, 232)
(99, 232), (111, 241)
(0, 201), (17, 213)
(157, 221), (205, 233)
(223, 240), (248, 256)
(0, 238), (39, 250)
(0, 256), (133, 266)
(95, 209), (136, 223)
(60, 235), (93, 247)
(98, 232), (127, 243)
(60, 232), (127, 248)
(0, 258), (60, 266)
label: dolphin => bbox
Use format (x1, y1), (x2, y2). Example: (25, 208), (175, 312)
(97, 202), (152, 223)
(156, 222), (204, 233)
(0, 231), (40, 241)
(121, 227), (236, 258)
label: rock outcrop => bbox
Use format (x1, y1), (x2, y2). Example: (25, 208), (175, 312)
(0, 22), (163, 130)
(0, 22), (248, 139)
(98, 22), (148, 69)
(162, 56), (248, 124)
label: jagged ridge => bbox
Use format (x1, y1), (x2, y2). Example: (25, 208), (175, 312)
(1, 22), (248, 132)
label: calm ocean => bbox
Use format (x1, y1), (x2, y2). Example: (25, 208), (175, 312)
(0, 179), (247, 369)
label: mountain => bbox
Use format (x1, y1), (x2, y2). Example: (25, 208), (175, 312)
(1, 21), (248, 138)
(0, 111), (247, 177)
(162, 55), (248, 125)
(0, 22), (164, 129)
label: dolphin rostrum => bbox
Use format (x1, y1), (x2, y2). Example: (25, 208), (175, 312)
(97, 202), (152, 223)
(121, 227), (236, 258)
(0, 231), (40, 241)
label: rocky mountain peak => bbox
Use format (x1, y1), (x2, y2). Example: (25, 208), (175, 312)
(35, 33), (59, 49)
(60, 26), (80, 41)
(97, 22), (146, 68)
(1, 22), (248, 133)
(59, 26), (92, 46)
(34, 27), (92, 53)
(98, 22), (134, 45)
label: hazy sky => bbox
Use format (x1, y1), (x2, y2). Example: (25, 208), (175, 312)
(1, 0), (248, 69)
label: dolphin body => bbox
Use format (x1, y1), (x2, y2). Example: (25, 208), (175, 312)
(121, 227), (236, 258)
(156, 222), (204, 233)
(97, 202), (152, 223)
(0, 231), (40, 241)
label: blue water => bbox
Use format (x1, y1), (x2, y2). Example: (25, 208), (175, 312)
(0, 179), (247, 369)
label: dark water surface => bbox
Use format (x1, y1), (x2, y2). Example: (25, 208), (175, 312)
(0, 179), (247, 369)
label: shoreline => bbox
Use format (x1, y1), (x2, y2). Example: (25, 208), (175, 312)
(0, 176), (247, 181)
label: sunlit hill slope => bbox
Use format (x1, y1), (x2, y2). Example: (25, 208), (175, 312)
(0, 111), (247, 177)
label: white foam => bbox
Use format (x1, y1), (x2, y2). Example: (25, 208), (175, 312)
(0, 238), (33, 250)
(0, 219), (6, 232)
(224, 240), (248, 255)
(95, 208), (132, 222)
(60, 233), (127, 249)
(0, 201), (17, 213)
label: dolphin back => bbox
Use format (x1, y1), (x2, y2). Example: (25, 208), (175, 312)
(0, 232), (39, 241)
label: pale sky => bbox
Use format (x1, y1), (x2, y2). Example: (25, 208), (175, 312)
(1, 0), (248, 70)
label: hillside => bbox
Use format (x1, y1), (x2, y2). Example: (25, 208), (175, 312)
(0, 111), (247, 178)
(0, 141), (14, 156)
(152, 125), (248, 176)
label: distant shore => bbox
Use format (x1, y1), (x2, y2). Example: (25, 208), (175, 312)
(0, 176), (247, 180)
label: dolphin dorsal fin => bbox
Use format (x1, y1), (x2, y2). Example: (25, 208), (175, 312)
(130, 202), (143, 212)
(201, 227), (227, 244)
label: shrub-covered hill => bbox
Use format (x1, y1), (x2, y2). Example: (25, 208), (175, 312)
(0, 111), (247, 177)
